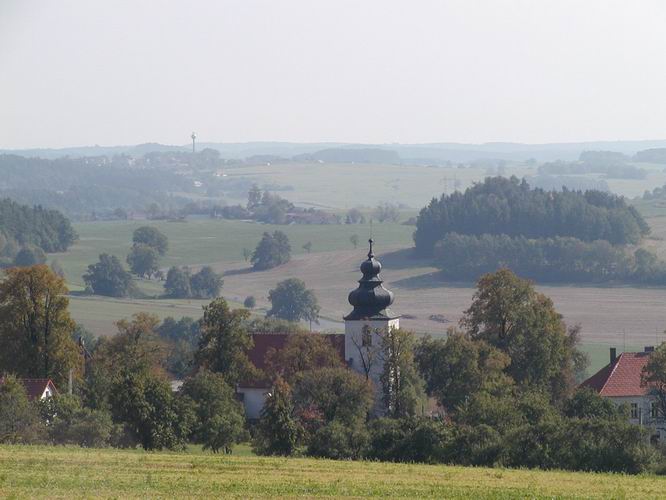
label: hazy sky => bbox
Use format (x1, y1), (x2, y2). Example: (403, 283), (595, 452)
(2, 0), (666, 148)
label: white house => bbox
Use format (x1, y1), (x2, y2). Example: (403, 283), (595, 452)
(581, 347), (665, 441)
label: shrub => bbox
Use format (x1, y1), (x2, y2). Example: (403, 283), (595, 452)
(307, 419), (369, 460)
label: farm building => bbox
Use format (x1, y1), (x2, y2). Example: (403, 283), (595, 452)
(237, 239), (400, 419)
(581, 347), (665, 441)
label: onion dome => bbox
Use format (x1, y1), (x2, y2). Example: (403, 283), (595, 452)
(344, 239), (398, 321)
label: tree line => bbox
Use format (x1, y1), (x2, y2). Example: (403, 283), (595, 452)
(414, 176), (649, 256)
(434, 233), (666, 284)
(0, 198), (77, 268)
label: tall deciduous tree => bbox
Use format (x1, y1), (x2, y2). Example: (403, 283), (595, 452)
(180, 370), (245, 453)
(133, 226), (169, 256)
(0, 265), (80, 386)
(253, 377), (301, 456)
(462, 269), (583, 400)
(195, 298), (257, 385)
(251, 231), (291, 271)
(247, 184), (262, 210)
(126, 243), (160, 278)
(93, 313), (190, 451)
(267, 278), (320, 325)
(164, 266), (191, 298)
(292, 367), (373, 426)
(189, 266), (223, 299)
(83, 254), (133, 297)
(379, 328), (426, 418)
(265, 332), (343, 382)
(415, 331), (512, 411)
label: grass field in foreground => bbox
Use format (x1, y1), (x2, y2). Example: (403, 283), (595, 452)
(1, 445), (665, 499)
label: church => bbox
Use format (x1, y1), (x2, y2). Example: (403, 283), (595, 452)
(236, 239), (399, 419)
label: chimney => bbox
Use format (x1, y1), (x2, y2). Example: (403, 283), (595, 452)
(610, 347), (617, 364)
(645, 346), (655, 353)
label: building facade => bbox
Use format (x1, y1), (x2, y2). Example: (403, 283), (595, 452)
(581, 347), (665, 441)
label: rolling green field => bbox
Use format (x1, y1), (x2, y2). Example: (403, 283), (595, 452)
(1, 445), (665, 499)
(51, 219), (414, 291)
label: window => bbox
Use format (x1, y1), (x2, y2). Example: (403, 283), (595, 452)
(651, 401), (659, 419)
(362, 325), (372, 347)
(630, 403), (639, 419)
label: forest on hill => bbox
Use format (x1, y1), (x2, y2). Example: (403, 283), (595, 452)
(414, 177), (661, 284)
(0, 198), (77, 267)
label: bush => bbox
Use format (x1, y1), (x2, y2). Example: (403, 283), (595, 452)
(307, 419), (369, 460)
(0, 375), (45, 444)
(367, 417), (451, 464)
(41, 394), (114, 448)
(244, 296), (256, 309)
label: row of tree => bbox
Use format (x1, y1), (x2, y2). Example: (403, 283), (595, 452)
(2, 264), (664, 473)
(164, 266), (223, 299)
(434, 232), (666, 284)
(414, 176), (649, 255)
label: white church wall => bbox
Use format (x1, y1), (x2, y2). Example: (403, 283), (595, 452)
(344, 318), (399, 380)
(237, 387), (268, 420)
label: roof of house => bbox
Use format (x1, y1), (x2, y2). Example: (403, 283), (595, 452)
(580, 352), (651, 397)
(240, 332), (346, 389)
(2, 378), (58, 400)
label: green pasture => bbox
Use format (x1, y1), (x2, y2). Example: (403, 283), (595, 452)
(51, 218), (414, 289)
(1, 445), (664, 498)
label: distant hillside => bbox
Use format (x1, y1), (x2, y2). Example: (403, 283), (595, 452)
(633, 148), (666, 164)
(5, 139), (666, 162)
(294, 148), (400, 164)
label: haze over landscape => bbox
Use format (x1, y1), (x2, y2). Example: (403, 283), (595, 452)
(3, 0), (666, 148)
(4, 2), (666, 498)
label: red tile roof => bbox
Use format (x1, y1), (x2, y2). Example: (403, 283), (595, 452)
(21, 378), (58, 400)
(240, 333), (346, 389)
(0, 378), (58, 400)
(580, 352), (651, 397)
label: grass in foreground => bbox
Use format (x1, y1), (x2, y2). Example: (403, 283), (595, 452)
(1, 445), (665, 499)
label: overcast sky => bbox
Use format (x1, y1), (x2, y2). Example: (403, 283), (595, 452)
(1, 0), (666, 148)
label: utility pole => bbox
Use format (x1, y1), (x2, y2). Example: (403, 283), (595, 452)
(191, 132), (197, 154)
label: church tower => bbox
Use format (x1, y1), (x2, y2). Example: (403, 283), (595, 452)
(344, 239), (400, 379)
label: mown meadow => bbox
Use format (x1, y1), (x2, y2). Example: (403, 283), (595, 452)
(1, 445), (665, 499)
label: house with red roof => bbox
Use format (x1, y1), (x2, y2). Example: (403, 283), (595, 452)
(581, 347), (664, 439)
(0, 378), (58, 401)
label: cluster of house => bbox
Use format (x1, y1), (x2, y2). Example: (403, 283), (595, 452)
(4, 240), (664, 438)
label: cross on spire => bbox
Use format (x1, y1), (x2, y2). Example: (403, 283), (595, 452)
(368, 238), (374, 259)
